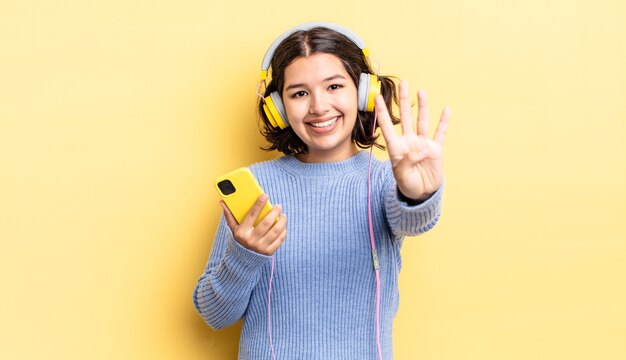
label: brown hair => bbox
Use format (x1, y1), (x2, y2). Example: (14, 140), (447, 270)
(258, 26), (399, 155)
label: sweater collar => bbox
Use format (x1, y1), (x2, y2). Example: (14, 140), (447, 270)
(276, 150), (371, 176)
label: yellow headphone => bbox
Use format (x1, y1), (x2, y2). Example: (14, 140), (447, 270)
(260, 22), (381, 129)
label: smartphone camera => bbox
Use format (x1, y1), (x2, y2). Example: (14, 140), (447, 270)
(217, 179), (236, 196)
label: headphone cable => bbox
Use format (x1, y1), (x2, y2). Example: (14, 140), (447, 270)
(367, 109), (383, 360)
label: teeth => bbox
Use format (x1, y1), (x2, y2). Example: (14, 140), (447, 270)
(309, 117), (337, 128)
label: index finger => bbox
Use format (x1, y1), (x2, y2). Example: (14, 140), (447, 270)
(240, 194), (269, 228)
(374, 94), (397, 143)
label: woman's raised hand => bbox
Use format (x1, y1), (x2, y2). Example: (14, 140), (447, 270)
(375, 80), (450, 202)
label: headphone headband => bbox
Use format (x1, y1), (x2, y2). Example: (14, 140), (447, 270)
(260, 22), (369, 80)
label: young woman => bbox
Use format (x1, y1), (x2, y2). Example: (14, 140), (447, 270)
(193, 22), (450, 359)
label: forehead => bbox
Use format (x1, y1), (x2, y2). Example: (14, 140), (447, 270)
(283, 53), (349, 84)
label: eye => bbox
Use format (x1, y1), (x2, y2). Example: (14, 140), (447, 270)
(290, 90), (308, 98)
(328, 84), (343, 91)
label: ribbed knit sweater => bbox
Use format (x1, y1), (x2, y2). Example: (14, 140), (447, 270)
(193, 151), (443, 359)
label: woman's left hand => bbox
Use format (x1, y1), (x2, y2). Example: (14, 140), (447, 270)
(375, 80), (451, 202)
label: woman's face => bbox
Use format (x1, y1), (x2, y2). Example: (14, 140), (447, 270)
(282, 53), (359, 163)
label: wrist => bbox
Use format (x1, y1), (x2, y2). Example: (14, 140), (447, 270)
(397, 188), (431, 206)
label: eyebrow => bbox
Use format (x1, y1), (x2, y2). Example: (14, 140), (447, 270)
(284, 74), (348, 91)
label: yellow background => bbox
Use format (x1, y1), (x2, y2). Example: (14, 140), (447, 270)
(1, 0), (625, 359)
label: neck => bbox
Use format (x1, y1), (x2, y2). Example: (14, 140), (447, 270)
(296, 145), (359, 163)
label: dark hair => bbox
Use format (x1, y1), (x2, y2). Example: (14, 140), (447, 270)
(258, 26), (399, 155)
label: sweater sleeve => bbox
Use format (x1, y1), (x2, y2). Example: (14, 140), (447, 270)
(192, 215), (272, 330)
(382, 170), (444, 239)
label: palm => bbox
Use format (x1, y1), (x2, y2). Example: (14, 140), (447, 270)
(375, 81), (450, 201)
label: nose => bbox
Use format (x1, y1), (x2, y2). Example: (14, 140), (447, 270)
(308, 91), (330, 115)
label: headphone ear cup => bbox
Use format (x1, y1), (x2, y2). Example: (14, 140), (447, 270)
(358, 73), (381, 112)
(357, 73), (370, 112)
(263, 92), (290, 129)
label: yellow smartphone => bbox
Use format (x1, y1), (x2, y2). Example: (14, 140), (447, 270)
(215, 167), (272, 226)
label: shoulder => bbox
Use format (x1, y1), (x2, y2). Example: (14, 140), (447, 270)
(248, 156), (291, 174)
(248, 156), (297, 187)
(369, 155), (394, 184)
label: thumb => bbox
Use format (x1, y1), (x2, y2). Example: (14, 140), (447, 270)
(219, 200), (239, 232)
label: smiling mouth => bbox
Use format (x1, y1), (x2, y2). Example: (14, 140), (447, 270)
(308, 117), (338, 128)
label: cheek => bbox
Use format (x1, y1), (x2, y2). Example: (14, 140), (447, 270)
(341, 86), (359, 110)
(283, 99), (306, 122)
(339, 93), (359, 119)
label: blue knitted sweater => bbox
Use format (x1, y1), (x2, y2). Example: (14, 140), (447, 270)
(193, 151), (443, 359)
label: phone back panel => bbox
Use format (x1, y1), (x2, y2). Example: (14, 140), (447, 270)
(215, 167), (272, 226)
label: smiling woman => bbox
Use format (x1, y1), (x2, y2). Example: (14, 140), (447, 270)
(192, 22), (451, 360)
